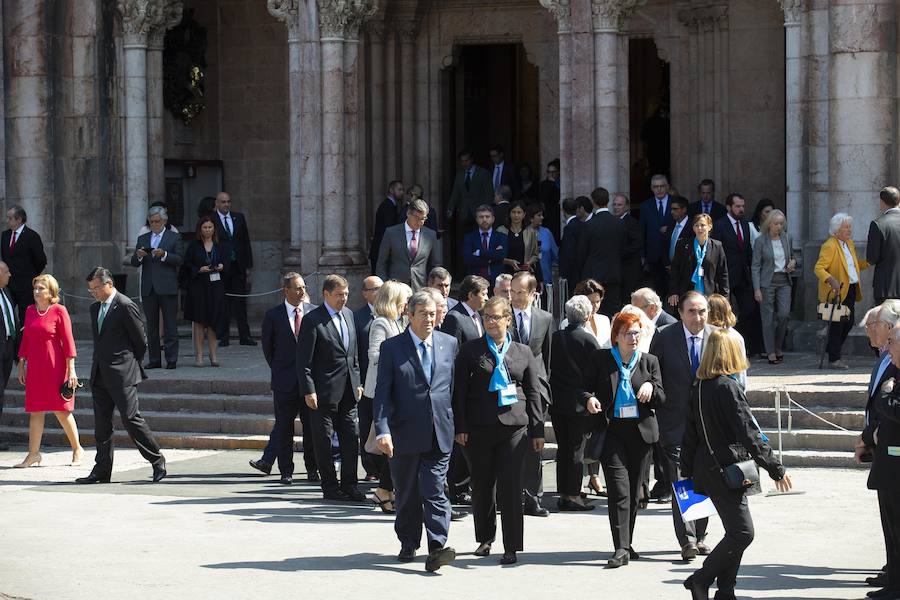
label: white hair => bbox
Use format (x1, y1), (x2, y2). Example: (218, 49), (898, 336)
(619, 304), (656, 338)
(879, 300), (900, 328)
(495, 273), (512, 287)
(828, 212), (852, 236)
(631, 287), (662, 309)
(564, 295), (593, 325)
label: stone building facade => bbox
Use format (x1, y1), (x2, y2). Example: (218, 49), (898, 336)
(1, 0), (898, 317)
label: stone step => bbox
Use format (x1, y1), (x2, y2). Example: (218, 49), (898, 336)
(760, 428), (859, 452)
(751, 406), (864, 431)
(746, 388), (867, 409)
(773, 450), (861, 469)
(3, 390), (274, 415)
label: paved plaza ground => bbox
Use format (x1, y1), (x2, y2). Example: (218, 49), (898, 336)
(0, 448), (885, 600)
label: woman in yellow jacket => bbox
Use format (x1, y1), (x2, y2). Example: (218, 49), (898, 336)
(814, 212), (869, 369)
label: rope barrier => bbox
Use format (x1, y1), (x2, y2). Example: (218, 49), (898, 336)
(782, 388), (850, 432)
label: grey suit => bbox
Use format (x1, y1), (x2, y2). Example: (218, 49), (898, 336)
(751, 233), (793, 355)
(867, 207), (900, 303)
(655, 310), (677, 328)
(449, 166), (493, 223)
(130, 229), (184, 367)
(375, 223), (437, 291)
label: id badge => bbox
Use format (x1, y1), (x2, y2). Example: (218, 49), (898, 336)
(499, 383), (518, 406)
(619, 405), (638, 419)
(209, 272), (221, 282)
(888, 446), (900, 457)
(697, 266), (704, 277)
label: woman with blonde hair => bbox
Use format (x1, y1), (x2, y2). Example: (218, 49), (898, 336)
(363, 280), (413, 513)
(14, 274), (83, 468)
(751, 208), (795, 365)
(706, 294), (747, 390)
(681, 329), (791, 600)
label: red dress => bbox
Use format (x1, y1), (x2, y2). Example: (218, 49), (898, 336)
(19, 303), (77, 413)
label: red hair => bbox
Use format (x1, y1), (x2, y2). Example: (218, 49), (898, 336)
(611, 311), (642, 342)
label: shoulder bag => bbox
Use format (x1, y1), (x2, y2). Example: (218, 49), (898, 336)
(697, 380), (759, 490)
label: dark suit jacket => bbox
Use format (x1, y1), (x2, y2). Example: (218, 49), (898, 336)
(453, 337), (543, 438)
(373, 329), (458, 455)
(648, 322), (717, 446)
(490, 161), (520, 196)
(369, 197), (403, 267)
(130, 229), (184, 296)
(538, 179), (561, 242)
(639, 196), (675, 264)
(862, 353), (898, 449)
(0, 288), (19, 360)
(295, 303), (361, 406)
(1, 226), (46, 299)
(511, 306), (552, 409)
(688, 200), (727, 221)
(868, 377), (900, 491)
(664, 218), (693, 267)
(621, 214), (644, 266)
(463, 228), (508, 280)
(559, 217), (585, 283)
(375, 223), (437, 290)
(549, 326), (601, 416)
(588, 349), (664, 446)
(867, 208), (900, 301)
(669, 237), (730, 299)
(213, 211), (253, 272)
(261, 301), (315, 393)
(712, 216), (753, 290)
(353, 304), (375, 384)
(441, 302), (482, 346)
(655, 310), (678, 328)
(577, 210), (625, 286)
(449, 166), (493, 219)
(90, 292), (147, 388)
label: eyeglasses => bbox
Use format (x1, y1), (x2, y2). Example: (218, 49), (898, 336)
(483, 314), (507, 323)
(363, 287), (382, 293)
(620, 330), (642, 339)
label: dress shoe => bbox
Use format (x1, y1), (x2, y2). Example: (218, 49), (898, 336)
(649, 482), (670, 499)
(607, 548), (629, 568)
(364, 474), (379, 482)
(450, 509), (465, 521)
(681, 543), (699, 561)
(697, 541), (711, 555)
(500, 551), (517, 565)
(152, 466), (167, 482)
(307, 472), (320, 482)
(341, 488), (366, 502)
(473, 542), (492, 557)
(557, 497), (595, 511)
(145, 362), (162, 369)
(683, 575), (710, 600)
(70, 447), (85, 466)
(397, 547), (416, 562)
(280, 474), (293, 485)
(450, 491), (472, 505)
(0, 441), (10, 451)
(628, 547), (640, 560)
(76, 472), (110, 484)
(425, 546), (456, 572)
(868, 587), (900, 599)
(524, 502), (550, 517)
(218, 340), (230, 347)
(239, 338), (258, 346)
(324, 489), (350, 501)
(828, 359), (849, 370)
(713, 590), (736, 600)
(655, 491), (672, 503)
(13, 452), (41, 468)
(249, 459), (272, 475)
(165, 363), (176, 370)
(869, 573), (889, 587)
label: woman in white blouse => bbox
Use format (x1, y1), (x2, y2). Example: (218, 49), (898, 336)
(559, 279), (611, 349)
(751, 209), (795, 364)
(362, 280), (412, 513)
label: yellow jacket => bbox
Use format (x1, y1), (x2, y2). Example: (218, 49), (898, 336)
(814, 236), (868, 303)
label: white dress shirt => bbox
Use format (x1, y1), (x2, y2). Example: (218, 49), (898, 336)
(285, 300), (304, 336)
(324, 302), (349, 349)
(513, 306), (532, 343)
(217, 210), (233, 236)
(840, 240), (859, 284)
(405, 222), (420, 253)
(772, 238), (786, 273)
(683, 324), (706, 362)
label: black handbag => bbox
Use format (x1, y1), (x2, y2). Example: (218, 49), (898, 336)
(697, 380), (760, 490)
(60, 380), (84, 400)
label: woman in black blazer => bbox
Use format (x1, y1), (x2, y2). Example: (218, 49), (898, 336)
(585, 311), (665, 568)
(681, 330), (792, 599)
(668, 213), (730, 307)
(453, 296), (545, 565)
(549, 295), (601, 512)
(183, 215), (227, 366)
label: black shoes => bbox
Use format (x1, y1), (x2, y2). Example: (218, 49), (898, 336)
(145, 363), (162, 369)
(713, 590), (737, 600)
(397, 547), (416, 562)
(152, 466), (167, 482)
(474, 542), (492, 557)
(76, 472), (111, 484)
(607, 548), (629, 568)
(323, 489), (350, 501)
(500, 551), (517, 565)
(869, 573), (890, 587)
(450, 491), (472, 505)
(425, 546), (456, 572)
(239, 339), (258, 346)
(280, 475), (293, 485)
(524, 501), (550, 517)
(683, 575), (710, 600)
(342, 488), (366, 502)
(165, 363), (176, 370)
(218, 340), (230, 347)
(557, 497), (595, 511)
(681, 543), (699, 561)
(324, 488), (366, 502)
(697, 541), (711, 555)
(307, 472), (320, 482)
(868, 587), (900, 599)
(628, 547), (640, 560)
(450, 509), (465, 521)
(249, 459), (272, 475)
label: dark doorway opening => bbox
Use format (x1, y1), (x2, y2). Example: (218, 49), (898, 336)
(441, 43), (540, 275)
(629, 38), (670, 206)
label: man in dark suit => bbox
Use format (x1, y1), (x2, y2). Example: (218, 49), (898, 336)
(510, 272), (552, 517)
(376, 199), (438, 291)
(688, 179), (727, 221)
(296, 274), (364, 501)
(868, 186), (900, 304)
(448, 149), (493, 231)
(488, 144), (520, 197)
(249, 273), (319, 484)
(648, 291), (714, 560)
(537, 159), (562, 243)
(631, 287), (677, 330)
(2, 205), (46, 323)
(577, 187), (625, 316)
(374, 290), (459, 570)
(612, 193), (645, 304)
(213, 192), (256, 346)
(639, 175), (676, 297)
(0, 262), (17, 450)
(492, 185), (513, 230)
(355, 275), (383, 480)
(129, 206), (183, 369)
(370, 180), (405, 274)
(77, 267), (166, 484)
(712, 193), (762, 355)
(665, 196), (692, 270)
(463, 205), (508, 282)
(558, 196), (591, 287)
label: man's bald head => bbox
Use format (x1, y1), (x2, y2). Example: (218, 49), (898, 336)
(362, 276), (384, 306)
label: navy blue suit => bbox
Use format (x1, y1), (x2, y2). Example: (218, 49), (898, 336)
(639, 196), (675, 295)
(559, 216), (585, 286)
(354, 304), (378, 476)
(463, 229), (508, 281)
(258, 302), (318, 477)
(374, 329), (458, 551)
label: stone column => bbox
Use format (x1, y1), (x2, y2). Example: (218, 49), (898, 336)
(383, 25), (398, 182)
(147, 1), (183, 205)
(397, 21), (417, 181)
(780, 0), (804, 245)
(413, 22), (430, 193)
(366, 20), (386, 207)
(541, 0), (574, 199)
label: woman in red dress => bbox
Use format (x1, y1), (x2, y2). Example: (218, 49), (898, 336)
(13, 274), (82, 468)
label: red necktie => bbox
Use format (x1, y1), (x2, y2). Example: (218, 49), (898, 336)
(736, 221), (744, 250)
(293, 307), (302, 339)
(409, 230), (418, 259)
(9, 231), (16, 253)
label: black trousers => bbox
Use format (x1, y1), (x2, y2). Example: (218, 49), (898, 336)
(826, 284), (857, 362)
(142, 293), (178, 366)
(266, 389), (317, 477)
(522, 400), (548, 505)
(447, 442), (471, 497)
(601, 419), (651, 550)
(878, 490), (900, 589)
(91, 369), (165, 476)
(551, 412), (590, 496)
(308, 391), (359, 493)
(662, 442), (708, 546)
(0, 338), (14, 423)
(465, 423), (529, 552)
(360, 396), (392, 491)
(693, 487), (754, 592)
(219, 265), (251, 342)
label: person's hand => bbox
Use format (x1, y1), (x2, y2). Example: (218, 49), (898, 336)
(875, 426), (880, 446)
(786, 259), (796, 274)
(586, 397), (601, 414)
(754, 290), (763, 303)
(854, 444), (873, 464)
(637, 382), (653, 403)
(533, 437), (545, 453)
(826, 275), (840, 293)
(135, 248), (148, 259)
(774, 473), (793, 492)
(67, 369), (78, 391)
(199, 265), (210, 273)
(667, 294), (679, 307)
(151, 248), (165, 258)
(659, 226), (669, 235)
(17, 360), (25, 386)
(377, 435), (394, 458)
(305, 393), (318, 410)
(216, 263), (224, 272)
(357, 386), (364, 401)
(455, 433), (468, 446)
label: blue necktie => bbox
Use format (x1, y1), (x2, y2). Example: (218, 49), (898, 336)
(337, 313), (348, 349)
(420, 341), (433, 384)
(669, 223), (680, 261)
(690, 336), (700, 377)
(493, 165), (501, 190)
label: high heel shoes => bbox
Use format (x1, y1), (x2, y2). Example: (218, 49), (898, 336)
(13, 452), (42, 468)
(587, 477), (607, 497)
(370, 491), (396, 514)
(607, 548), (629, 568)
(71, 447), (85, 466)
